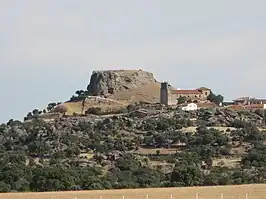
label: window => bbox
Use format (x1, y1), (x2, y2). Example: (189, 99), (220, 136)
(205, 92), (208, 95)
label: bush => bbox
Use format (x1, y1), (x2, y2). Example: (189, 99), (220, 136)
(47, 103), (57, 111)
(0, 181), (11, 192)
(85, 107), (102, 115)
(53, 104), (68, 114)
(177, 96), (187, 104)
(207, 92), (224, 105)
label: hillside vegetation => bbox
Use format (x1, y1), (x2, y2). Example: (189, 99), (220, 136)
(1, 102), (266, 192)
(1, 69), (266, 193)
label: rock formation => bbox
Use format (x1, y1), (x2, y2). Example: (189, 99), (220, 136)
(87, 69), (157, 96)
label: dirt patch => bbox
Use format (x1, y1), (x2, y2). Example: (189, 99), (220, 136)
(213, 157), (241, 168)
(182, 126), (237, 133)
(136, 147), (180, 155)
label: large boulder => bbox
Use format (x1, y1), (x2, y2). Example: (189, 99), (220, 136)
(87, 69), (157, 96)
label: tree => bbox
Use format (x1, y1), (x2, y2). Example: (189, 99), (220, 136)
(47, 103), (57, 111)
(75, 90), (85, 96)
(25, 113), (32, 118)
(177, 96), (187, 104)
(15, 178), (30, 192)
(0, 181), (11, 192)
(70, 90), (87, 102)
(116, 154), (141, 171)
(32, 109), (39, 116)
(134, 167), (161, 187)
(171, 165), (203, 186)
(207, 92), (224, 105)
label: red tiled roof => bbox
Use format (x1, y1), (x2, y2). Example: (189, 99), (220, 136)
(173, 90), (202, 94)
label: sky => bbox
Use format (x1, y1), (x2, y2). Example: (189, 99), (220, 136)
(0, 0), (265, 123)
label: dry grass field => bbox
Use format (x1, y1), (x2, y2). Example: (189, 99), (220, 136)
(62, 82), (163, 116)
(63, 98), (127, 115)
(113, 82), (161, 103)
(1, 184), (266, 199)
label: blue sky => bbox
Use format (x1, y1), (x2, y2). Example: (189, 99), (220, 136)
(0, 0), (265, 123)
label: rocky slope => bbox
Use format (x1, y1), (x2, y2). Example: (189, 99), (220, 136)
(1, 102), (266, 192)
(2, 69), (266, 192)
(61, 69), (178, 115)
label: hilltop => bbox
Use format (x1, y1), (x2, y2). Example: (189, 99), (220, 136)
(87, 69), (157, 96)
(87, 69), (161, 102)
(62, 69), (174, 115)
(1, 69), (266, 192)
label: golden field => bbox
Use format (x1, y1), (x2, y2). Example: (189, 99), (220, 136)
(1, 184), (266, 199)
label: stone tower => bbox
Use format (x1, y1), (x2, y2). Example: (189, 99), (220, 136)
(160, 82), (169, 105)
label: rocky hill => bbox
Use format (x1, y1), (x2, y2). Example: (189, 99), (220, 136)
(62, 69), (169, 115)
(1, 102), (266, 192)
(86, 69), (177, 104)
(1, 69), (266, 192)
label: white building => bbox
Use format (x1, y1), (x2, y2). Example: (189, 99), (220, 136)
(181, 103), (198, 111)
